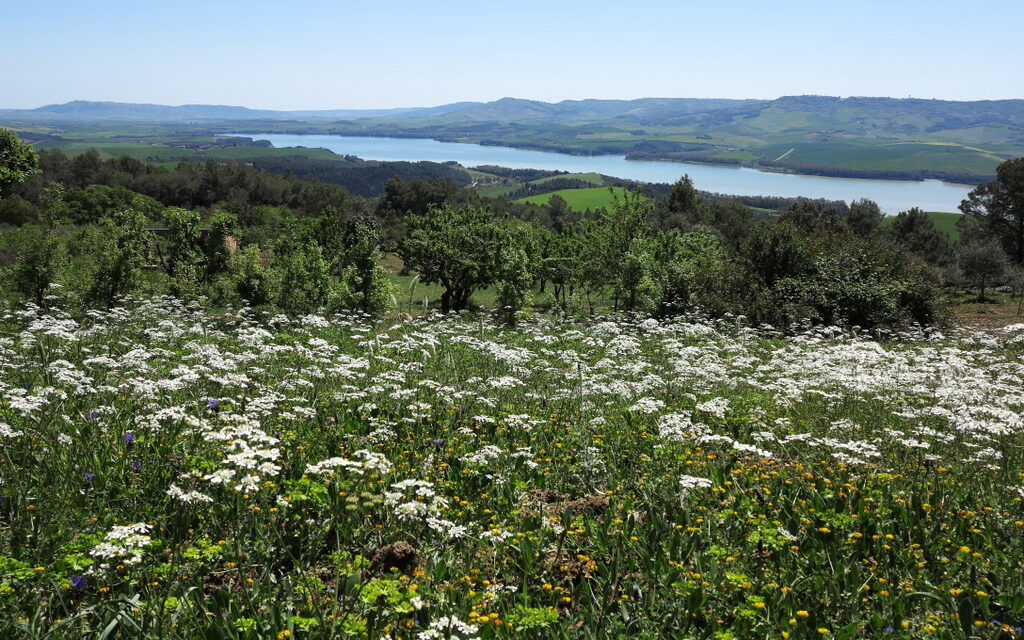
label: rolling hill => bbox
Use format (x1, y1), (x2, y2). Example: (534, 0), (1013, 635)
(4, 96), (1022, 182)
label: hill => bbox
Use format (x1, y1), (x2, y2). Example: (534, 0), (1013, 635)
(5, 96), (1023, 182)
(0, 100), (483, 122)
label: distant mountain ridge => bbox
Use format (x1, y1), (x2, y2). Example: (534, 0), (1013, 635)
(4, 96), (1024, 134)
(0, 99), (487, 121)
(4, 96), (1022, 184)
(0, 97), (760, 123)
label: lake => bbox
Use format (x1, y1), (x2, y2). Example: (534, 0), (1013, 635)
(242, 133), (976, 214)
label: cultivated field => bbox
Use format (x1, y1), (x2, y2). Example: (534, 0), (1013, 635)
(2, 299), (1024, 639)
(516, 186), (647, 211)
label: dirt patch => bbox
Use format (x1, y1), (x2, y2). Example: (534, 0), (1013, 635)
(952, 298), (1023, 330)
(567, 495), (609, 516)
(545, 551), (599, 585)
(369, 540), (420, 576)
(529, 489), (569, 503)
(525, 490), (611, 517)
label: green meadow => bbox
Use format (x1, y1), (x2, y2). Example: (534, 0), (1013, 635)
(516, 186), (646, 211)
(881, 211), (963, 240)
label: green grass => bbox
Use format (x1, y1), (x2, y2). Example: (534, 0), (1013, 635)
(476, 184), (519, 198)
(45, 141), (197, 162)
(516, 186), (647, 211)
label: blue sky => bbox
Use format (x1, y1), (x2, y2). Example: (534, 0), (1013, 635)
(4, 0), (1022, 109)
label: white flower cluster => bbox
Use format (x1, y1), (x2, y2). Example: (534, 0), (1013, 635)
(305, 450), (392, 476)
(89, 523), (153, 570)
(678, 475), (713, 491)
(460, 445), (503, 466)
(416, 616), (479, 640)
(385, 479), (449, 521)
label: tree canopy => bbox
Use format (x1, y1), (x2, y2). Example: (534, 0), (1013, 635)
(0, 129), (40, 198)
(960, 157), (1024, 264)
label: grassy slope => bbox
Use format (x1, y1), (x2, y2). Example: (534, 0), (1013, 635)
(758, 141), (1005, 174)
(881, 211), (963, 239)
(476, 184), (519, 198)
(516, 186), (645, 211)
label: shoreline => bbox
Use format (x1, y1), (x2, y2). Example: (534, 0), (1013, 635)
(230, 130), (989, 188)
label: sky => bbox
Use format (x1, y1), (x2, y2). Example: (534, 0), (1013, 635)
(3, 0), (1022, 110)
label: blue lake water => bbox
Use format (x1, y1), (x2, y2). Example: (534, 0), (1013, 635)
(242, 133), (975, 214)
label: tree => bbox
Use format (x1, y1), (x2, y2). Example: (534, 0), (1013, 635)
(278, 244), (332, 314)
(400, 204), (502, 313)
(667, 175), (702, 219)
(202, 211), (239, 280)
(847, 198), (884, 235)
(778, 198), (846, 233)
(704, 200), (755, 249)
(375, 177), (463, 247)
(231, 245), (278, 307)
(341, 217), (395, 314)
(0, 129), (40, 198)
(741, 222), (815, 288)
(159, 208), (202, 276)
(495, 244), (534, 325)
(87, 209), (153, 309)
(960, 157), (1024, 265)
(10, 228), (66, 306)
(959, 238), (1009, 302)
(587, 189), (654, 311)
(546, 194), (571, 233)
(888, 207), (952, 265)
(10, 185), (69, 306)
(650, 230), (726, 317)
(159, 207), (204, 299)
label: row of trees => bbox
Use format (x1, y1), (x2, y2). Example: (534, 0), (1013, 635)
(6, 193), (396, 316)
(398, 185), (941, 328)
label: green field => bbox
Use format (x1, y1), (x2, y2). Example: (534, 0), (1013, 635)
(530, 172), (604, 186)
(516, 186), (646, 211)
(40, 141), (196, 162)
(881, 211), (963, 239)
(476, 184), (519, 198)
(757, 141), (1004, 175)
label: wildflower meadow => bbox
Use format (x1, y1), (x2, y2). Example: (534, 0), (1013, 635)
(2, 297), (1023, 639)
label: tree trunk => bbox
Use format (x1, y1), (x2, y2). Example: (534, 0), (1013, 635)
(440, 289), (452, 313)
(1017, 214), (1023, 265)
